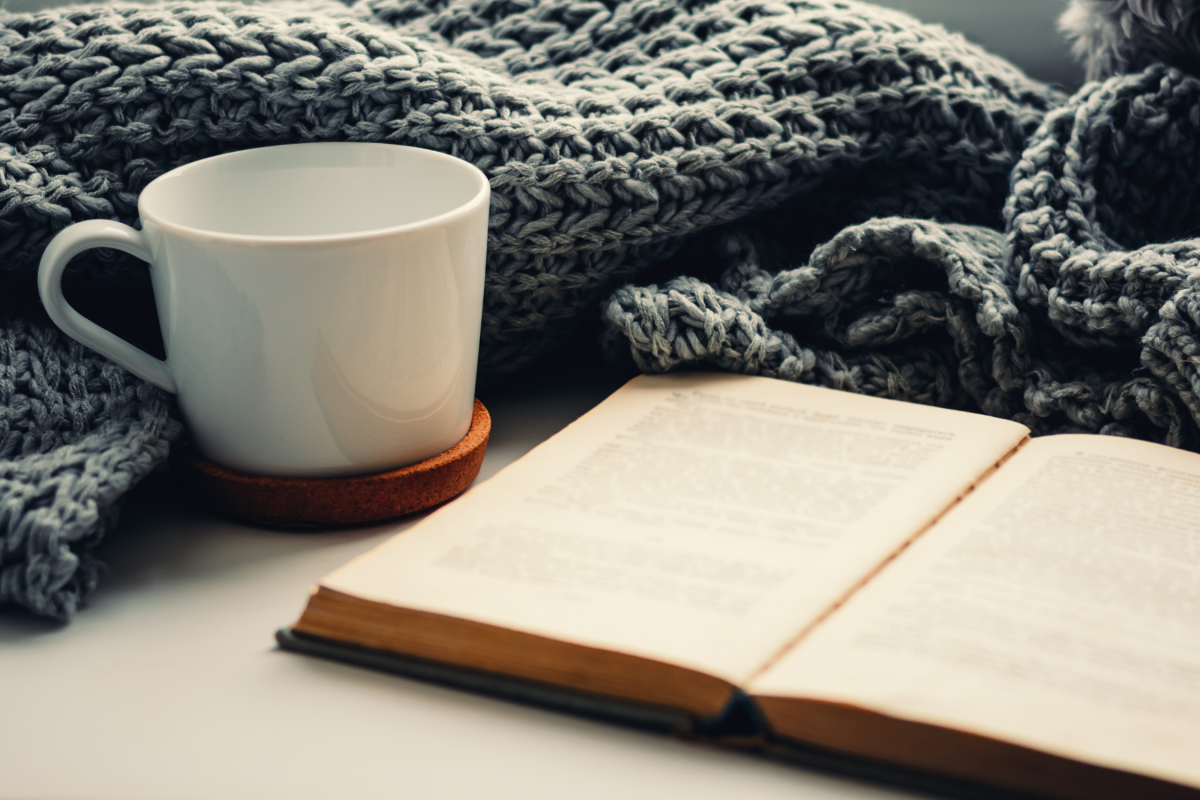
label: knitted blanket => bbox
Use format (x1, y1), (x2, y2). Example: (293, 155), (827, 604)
(0, 0), (1173, 620)
(602, 65), (1200, 448)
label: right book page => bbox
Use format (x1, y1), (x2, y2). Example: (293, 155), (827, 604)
(749, 433), (1200, 793)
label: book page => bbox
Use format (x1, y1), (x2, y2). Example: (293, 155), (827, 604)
(751, 434), (1200, 790)
(316, 373), (1028, 685)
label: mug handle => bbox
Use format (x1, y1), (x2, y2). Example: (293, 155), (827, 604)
(37, 220), (177, 393)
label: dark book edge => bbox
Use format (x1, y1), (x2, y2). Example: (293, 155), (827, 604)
(276, 627), (1046, 800)
(276, 626), (714, 734)
(763, 742), (1049, 800)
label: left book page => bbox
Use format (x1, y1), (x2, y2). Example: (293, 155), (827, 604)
(292, 373), (1028, 719)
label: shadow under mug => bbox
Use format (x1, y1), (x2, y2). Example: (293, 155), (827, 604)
(38, 143), (490, 478)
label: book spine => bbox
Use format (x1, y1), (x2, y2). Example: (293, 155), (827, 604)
(277, 627), (708, 734)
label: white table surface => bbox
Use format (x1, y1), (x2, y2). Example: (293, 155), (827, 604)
(0, 365), (925, 800)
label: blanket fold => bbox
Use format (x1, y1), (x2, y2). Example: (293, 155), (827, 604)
(603, 64), (1200, 450)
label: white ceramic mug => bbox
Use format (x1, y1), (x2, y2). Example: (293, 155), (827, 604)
(38, 143), (489, 477)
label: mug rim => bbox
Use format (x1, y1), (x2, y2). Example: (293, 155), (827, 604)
(137, 142), (491, 245)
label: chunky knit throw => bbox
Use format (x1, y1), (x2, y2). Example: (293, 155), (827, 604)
(0, 0), (1188, 620)
(0, 0), (1063, 619)
(602, 65), (1200, 448)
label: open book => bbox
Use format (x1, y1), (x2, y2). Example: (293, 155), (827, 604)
(280, 374), (1200, 800)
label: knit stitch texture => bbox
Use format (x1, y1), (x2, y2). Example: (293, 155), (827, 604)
(0, 0), (1069, 619)
(0, 0), (1058, 376)
(14, 0), (1192, 621)
(0, 316), (177, 619)
(602, 65), (1200, 448)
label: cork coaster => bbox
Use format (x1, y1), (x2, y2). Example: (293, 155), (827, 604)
(169, 400), (491, 528)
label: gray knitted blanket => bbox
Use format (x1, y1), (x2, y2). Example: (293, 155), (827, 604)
(603, 65), (1200, 447)
(0, 0), (1184, 619)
